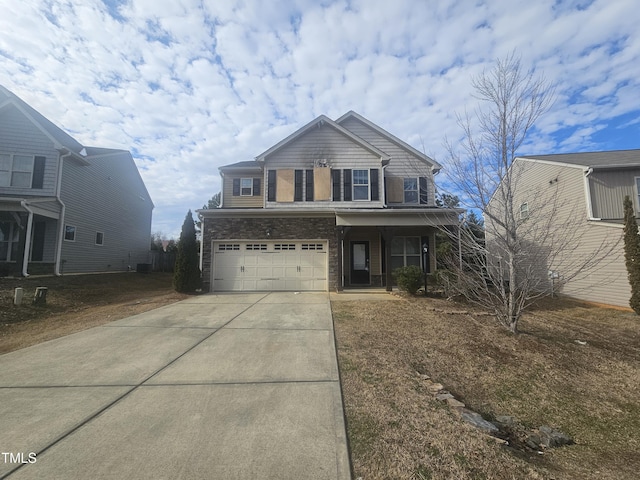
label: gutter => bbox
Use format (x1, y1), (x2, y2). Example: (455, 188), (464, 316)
(19, 200), (34, 277)
(583, 168), (601, 221)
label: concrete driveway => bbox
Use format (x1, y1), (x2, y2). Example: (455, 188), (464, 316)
(0, 292), (350, 480)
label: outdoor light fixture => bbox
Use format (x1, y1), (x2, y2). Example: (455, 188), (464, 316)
(266, 228), (271, 237)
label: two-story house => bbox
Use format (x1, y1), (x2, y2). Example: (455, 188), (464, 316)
(0, 86), (153, 276)
(485, 150), (640, 308)
(199, 112), (460, 292)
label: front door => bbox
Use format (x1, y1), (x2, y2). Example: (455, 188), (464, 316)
(350, 241), (370, 285)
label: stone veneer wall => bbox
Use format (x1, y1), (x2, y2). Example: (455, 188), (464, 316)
(201, 216), (338, 292)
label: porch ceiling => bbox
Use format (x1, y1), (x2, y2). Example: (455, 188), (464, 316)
(0, 197), (62, 219)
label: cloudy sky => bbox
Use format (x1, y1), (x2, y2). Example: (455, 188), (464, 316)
(1, 0), (638, 237)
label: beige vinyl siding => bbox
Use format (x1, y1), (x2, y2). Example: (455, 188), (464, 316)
(589, 169), (640, 220)
(0, 103), (59, 197)
(339, 116), (436, 205)
(486, 158), (631, 308)
(222, 174), (263, 208)
(264, 123), (383, 208)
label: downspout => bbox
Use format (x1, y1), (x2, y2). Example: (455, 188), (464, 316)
(583, 168), (601, 221)
(54, 151), (70, 276)
(198, 212), (204, 274)
(20, 200), (34, 277)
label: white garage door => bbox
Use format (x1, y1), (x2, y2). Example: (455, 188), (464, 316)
(212, 241), (328, 291)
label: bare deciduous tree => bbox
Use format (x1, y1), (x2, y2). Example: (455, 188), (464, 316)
(442, 53), (616, 333)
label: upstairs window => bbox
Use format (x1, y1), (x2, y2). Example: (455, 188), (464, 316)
(240, 178), (253, 196)
(0, 154), (46, 189)
(404, 178), (419, 203)
(352, 169), (369, 200)
(520, 202), (529, 220)
(95, 232), (104, 246)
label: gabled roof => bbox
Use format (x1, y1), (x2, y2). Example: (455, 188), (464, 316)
(220, 160), (262, 171)
(0, 85), (87, 161)
(255, 114), (390, 162)
(336, 110), (442, 172)
(520, 149), (640, 170)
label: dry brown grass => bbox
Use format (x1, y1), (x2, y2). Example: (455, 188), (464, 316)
(332, 295), (640, 480)
(0, 272), (187, 353)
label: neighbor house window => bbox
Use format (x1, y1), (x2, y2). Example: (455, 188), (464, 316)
(240, 178), (253, 196)
(404, 178), (419, 203)
(520, 202), (529, 219)
(352, 169), (369, 200)
(391, 236), (421, 271)
(64, 225), (76, 242)
(95, 232), (104, 246)
(0, 153), (37, 188)
(0, 222), (19, 261)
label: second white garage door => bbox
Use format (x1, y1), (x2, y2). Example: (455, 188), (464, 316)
(212, 240), (328, 291)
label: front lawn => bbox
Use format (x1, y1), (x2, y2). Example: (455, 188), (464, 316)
(332, 296), (640, 479)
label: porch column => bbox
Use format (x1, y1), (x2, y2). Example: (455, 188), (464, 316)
(379, 227), (396, 292)
(22, 208), (34, 276)
(335, 226), (350, 291)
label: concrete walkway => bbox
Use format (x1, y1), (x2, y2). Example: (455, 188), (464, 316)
(0, 292), (350, 480)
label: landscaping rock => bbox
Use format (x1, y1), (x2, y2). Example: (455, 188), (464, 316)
(538, 425), (574, 448)
(459, 409), (499, 434)
(428, 383), (444, 393)
(435, 393), (454, 401)
(446, 398), (466, 408)
(494, 415), (518, 430)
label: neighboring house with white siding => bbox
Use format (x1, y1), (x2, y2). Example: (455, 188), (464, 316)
(199, 111), (460, 292)
(485, 150), (640, 308)
(0, 86), (153, 276)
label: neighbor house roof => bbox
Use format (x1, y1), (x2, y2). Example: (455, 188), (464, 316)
(0, 85), (87, 161)
(219, 160), (262, 171)
(520, 149), (640, 169)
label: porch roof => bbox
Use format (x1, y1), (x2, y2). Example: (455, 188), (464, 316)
(335, 208), (461, 227)
(0, 197), (62, 219)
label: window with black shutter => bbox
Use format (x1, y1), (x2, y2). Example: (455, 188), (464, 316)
(252, 177), (261, 196)
(294, 170), (303, 201)
(343, 169), (352, 201)
(332, 169), (341, 201)
(32, 156), (45, 189)
(370, 168), (379, 201)
(419, 177), (429, 204)
(267, 170), (276, 201)
(232, 178), (240, 196)
(305, 169), (314, 201)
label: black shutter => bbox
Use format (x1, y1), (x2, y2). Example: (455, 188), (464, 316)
(305, 169), (314, 201)
(332, 169), (341, 201)
(32, 156), (45, 189)
(267, 170), (276, 201)
(252, 178), (261, 196)
(294, 170), (303, 201)
(343, 169), (352, 201)
(370, 168), (379, 201)
(419, 177), (428, 204)
(232, 178), (240, 196)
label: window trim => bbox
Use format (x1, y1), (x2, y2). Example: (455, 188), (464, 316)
(403, 177), (419, 204)
(95, 231), (104, 246)
(520, 202), (529, 220)
(240, 177), (253, 196)
(64, 225), (77, 242)
(390, 236), (422, 269)
(0, 153), (35, 188)
(352, 169), (370, 201)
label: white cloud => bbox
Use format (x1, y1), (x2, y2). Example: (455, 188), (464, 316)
(0, 0), (638, 237)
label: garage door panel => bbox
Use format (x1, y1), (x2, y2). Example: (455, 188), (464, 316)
(212, 241), (327, 292)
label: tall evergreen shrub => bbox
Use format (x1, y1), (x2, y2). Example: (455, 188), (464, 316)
(173, 210), (201, 293)
(623, 196), (640, 314)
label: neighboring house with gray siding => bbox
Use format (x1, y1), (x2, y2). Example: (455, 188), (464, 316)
(486, 150), (640, 308)
(0, 86), (153, 276)
(199, 111), (460, 292)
